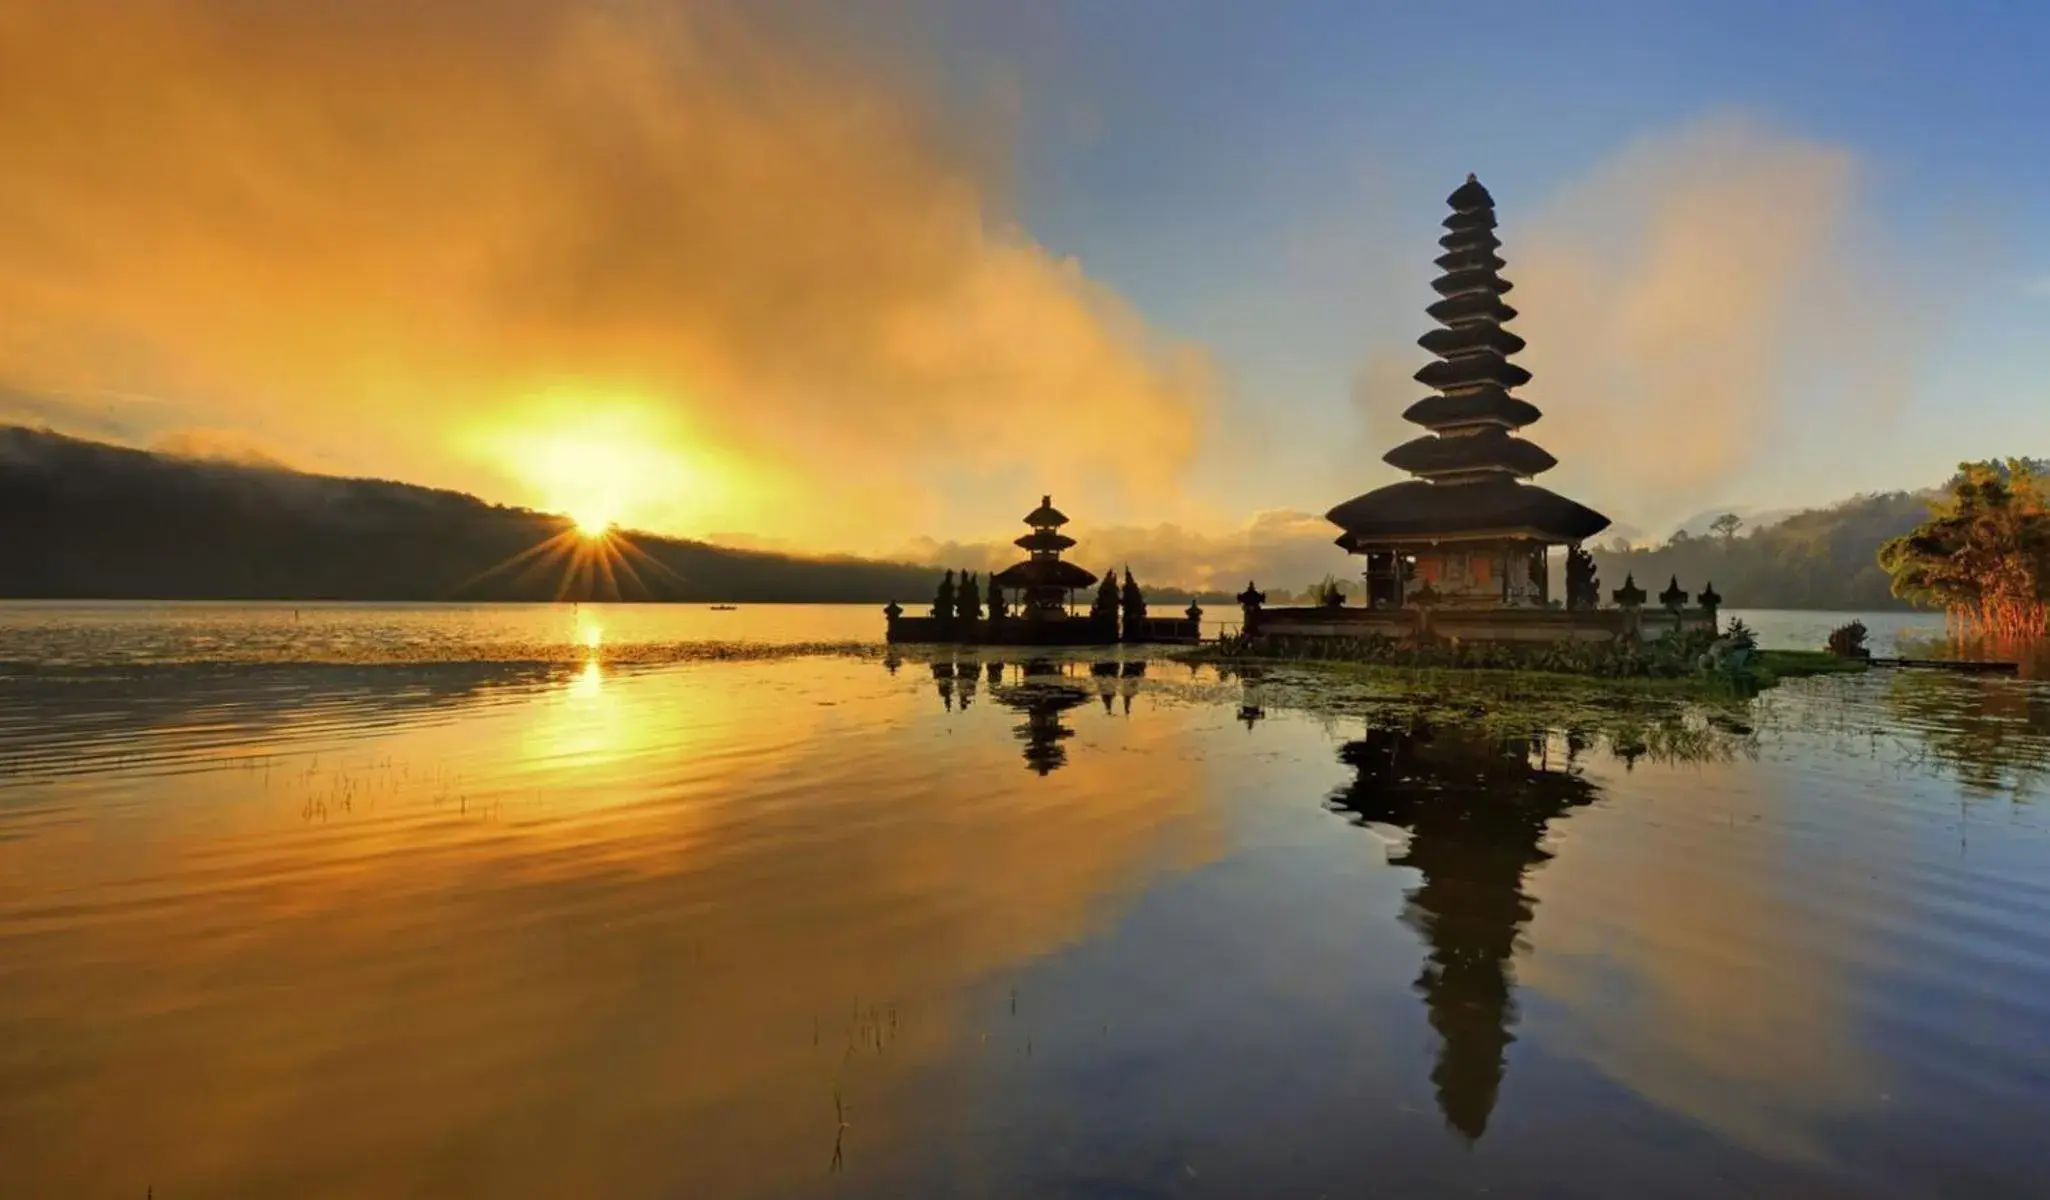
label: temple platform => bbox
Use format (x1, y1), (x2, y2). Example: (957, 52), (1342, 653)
(885, 614), (1201, 646)
(1248, 605), (1717, 644)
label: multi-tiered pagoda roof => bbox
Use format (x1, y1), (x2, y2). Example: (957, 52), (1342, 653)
(1327, 176), (1610, 550)
(993, 495), (1097, 591)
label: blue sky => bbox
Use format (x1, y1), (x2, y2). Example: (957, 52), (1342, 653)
(911, 0), (2050, 531)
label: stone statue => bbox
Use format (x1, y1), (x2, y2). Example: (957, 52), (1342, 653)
(1236, 581), (1266, 639)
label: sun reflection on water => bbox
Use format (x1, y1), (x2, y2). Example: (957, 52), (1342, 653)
(569, 657), (603, 699)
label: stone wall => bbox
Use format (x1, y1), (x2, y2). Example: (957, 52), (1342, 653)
(1127, 617), (1201, 644)
(1252, 605), (1716, 645)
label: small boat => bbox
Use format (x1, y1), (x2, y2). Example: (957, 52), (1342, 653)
(709, 605), (738, 611)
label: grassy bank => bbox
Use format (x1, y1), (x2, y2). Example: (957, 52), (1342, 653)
(1749, 649), (1870, 685)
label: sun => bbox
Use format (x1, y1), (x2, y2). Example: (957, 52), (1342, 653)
(467, 398), (743, 552)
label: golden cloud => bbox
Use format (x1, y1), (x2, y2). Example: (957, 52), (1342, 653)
(0, 0), (1213, 549)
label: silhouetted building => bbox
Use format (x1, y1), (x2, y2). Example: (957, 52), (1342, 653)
(1328, 176), (1610, 609)
(994, 496), (1099, 619)
(1238, 178), (1718, 645)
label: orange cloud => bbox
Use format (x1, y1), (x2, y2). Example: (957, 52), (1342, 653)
(0, 0), (1213, 550)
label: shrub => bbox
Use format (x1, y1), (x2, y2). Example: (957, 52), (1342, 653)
(1826, 619), (1870, 658)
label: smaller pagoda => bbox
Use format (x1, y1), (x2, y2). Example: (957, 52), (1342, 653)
(886, 495), (1129, 645)
(992, 496), (1098, 619)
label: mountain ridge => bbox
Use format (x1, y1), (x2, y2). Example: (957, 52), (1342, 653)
(0, 426), (940, 603)
(0, 424), (1977, 611)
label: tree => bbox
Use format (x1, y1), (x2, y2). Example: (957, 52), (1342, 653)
(1879, 459), (2050, 639)
(1710, 513), (1744, 543)
(1588, 490), (1931, 612)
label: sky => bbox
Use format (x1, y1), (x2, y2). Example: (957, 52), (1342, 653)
(2, 0), (2045, 588)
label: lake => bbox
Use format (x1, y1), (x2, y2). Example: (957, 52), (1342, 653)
(3, 603), (2048, 1197)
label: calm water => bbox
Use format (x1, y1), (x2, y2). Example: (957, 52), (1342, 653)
(0, 600), (1957, 666)
(4, 604), (2049, 1197)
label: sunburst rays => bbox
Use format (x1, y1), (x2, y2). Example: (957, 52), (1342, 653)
(452, 521), (690, 601)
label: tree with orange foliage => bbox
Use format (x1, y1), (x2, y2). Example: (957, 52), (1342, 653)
(1879, 459), (2050, 640)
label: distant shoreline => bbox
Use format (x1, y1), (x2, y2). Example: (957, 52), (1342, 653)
(0, 597), (1935, 614)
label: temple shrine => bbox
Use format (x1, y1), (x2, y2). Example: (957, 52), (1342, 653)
(993, 496), (1098, 618)
(1242, 175), (1719, 646)
(884, 496), (1202, 646)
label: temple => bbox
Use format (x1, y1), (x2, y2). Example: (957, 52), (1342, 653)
(1243, 176), (1719, 646)
(884, 496), (1202, 645)
(1332, 174), (1608, 610)
(993, 495), (1097, 618)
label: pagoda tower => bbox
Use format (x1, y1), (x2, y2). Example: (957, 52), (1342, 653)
(992, 496), (1098, 618)
(1327, 175), (1609, 609)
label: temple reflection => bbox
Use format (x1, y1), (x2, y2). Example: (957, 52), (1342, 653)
(1328, 718), (1598, 1141)
(930, 661), (981, 711)
(927, 657), (1149, 774)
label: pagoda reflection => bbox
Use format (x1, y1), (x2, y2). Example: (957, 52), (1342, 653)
(926, 658), (1148, 774)
(1328, 718), (1598, 1141)
(992, 659), (1093, 775)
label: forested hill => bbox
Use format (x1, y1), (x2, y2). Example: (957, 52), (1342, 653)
(0, 426), (940, 602)
(0, 424), (1980, 610)
(1588, 491), (1936, 611)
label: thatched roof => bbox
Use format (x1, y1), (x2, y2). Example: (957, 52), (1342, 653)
(1426, 293), (1518, 326)
(993, 559), (1097, 589)
(1414, 354), (1532, 392)
(1434, 247), (1506, 273)
(1382, 430), (1557, 479)
(1418, 324), (1526, 359)
(1022, 494), (1069, 527)
(1430, 267), (1513, 299)
(1402, 389), (1542, 431)
(1447, 175), (1495, 211)
(1441, 208), (1497, 233)
(1328, 479), (1610, 546)
(1438, 228), (1502, 254)
(1013, 529), (1076, 554)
